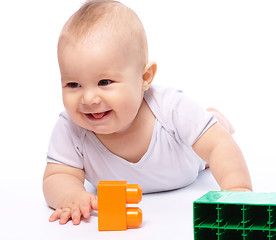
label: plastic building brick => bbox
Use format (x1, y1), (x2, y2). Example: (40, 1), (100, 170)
(97, 181), (142, 231)
(193, 191), (276, 240)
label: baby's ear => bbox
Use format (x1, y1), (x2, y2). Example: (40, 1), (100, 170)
(142, 62), (157, 91)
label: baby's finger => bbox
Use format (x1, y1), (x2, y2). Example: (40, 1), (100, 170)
(59, 208), (71, 225)
(71, 205), (82, 225)
(79, 203), (91, 219)
(49, 209), (62, 222)
(90, 194), (98, 211)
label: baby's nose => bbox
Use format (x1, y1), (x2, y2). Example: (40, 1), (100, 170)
(81, 89), (101, 105)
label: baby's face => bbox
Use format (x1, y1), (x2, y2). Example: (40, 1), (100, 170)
(58, 33), (146, 135)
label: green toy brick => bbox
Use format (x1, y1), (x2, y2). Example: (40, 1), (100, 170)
(193, 191), (276, 240)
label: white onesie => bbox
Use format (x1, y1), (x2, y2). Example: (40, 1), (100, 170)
(47, 85), (217, 193)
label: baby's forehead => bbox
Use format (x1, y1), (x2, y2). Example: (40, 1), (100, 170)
(58, 1), (148, 67)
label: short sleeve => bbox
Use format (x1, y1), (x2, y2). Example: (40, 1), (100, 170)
(170, 90), (217, 145)
(46, 112), (84, 169)
(145, 86), (217, 146)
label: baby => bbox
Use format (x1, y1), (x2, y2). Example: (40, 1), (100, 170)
(43, 0), (252, 225)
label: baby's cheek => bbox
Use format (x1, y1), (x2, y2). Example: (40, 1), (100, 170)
(63, 94), (77, 109)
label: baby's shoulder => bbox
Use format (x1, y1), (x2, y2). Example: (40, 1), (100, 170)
(145, 84), (183, 100)
(57, 111), (87, 140)
(144, 85), (214, 144)
(145, 85), (194, 118)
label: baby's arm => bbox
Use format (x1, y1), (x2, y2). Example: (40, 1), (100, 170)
(43, 163), (97, 225)
(193, 122), (252, 191)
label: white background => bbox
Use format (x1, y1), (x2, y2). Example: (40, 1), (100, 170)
(0, 0), (275, 239)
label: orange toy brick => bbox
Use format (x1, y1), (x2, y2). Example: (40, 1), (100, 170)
(97, 181), (142, 231)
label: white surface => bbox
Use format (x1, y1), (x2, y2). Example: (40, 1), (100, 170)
(0, 170), (218, 240)
(1, 0), (276, 239)
(1, 166), (276, 240)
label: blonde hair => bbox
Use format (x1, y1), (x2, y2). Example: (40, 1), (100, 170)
(58, 0), (148, 67)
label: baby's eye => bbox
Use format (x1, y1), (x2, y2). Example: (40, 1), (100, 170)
(67, 82), (81, 88)
(98, 79), (113, 86)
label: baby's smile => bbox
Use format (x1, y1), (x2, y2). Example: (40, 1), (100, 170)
(84, 110), (112, 120)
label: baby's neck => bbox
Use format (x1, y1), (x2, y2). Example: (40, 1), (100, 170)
(95, 100), (156, 163)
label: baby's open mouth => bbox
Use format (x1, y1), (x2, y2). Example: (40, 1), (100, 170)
(85, 110), (111, 120)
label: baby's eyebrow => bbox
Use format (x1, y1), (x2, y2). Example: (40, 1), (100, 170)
(61, 76), (76, 82)
(98, 71), (121, 77)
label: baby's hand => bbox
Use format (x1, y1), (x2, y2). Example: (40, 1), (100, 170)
(226, 187), (252, 192)
(49, 191), (97, 225)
